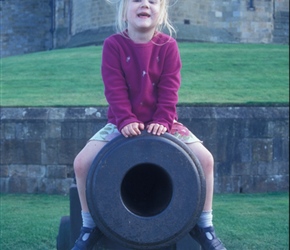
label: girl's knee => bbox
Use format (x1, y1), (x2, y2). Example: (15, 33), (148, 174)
(73, 140), (107, 177)
(196, 151), (213, 173)
(73, 153), (88, 177)
(203, 151), (214, 171)
(187, 143), (214, 171)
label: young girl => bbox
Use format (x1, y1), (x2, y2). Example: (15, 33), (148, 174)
(72, 0), (226, 250)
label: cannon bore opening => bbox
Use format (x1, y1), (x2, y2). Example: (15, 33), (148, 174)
(121, 163), (173, 217)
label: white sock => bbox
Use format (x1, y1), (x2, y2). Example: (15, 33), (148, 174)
(197, 210), (213, 228)
(81, 211), (96, 229)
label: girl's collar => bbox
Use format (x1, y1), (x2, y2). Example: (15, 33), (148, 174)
(122, 30), (159, 44)
(119, 30), (171, 47)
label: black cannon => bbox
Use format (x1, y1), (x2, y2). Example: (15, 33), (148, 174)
(57, 131), (205, 250)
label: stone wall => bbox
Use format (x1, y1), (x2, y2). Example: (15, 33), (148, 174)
(0, 106), (288, 194)
(273, 0), (290, 44)
(1, 0), (289, 57)
(1, 0), (53, 57)
(171, 0), (274, 43)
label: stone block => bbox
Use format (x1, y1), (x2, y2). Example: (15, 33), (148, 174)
(232, 163), (251, 176)
(46, 165), (67, 179)
(237, 176), (253, 193)
(252, 139), (273, 162)
(61, 121), (79, 139)
(0, 123), (4, 140)
(275, 174), (290, 192)
(214, 175), (242, 193)
(252, 175), (270, 193)
(23, 108), (48, 120)
(65, 108), (86, 119)
(15, 121), (47, 139)
(46, 121), (62, 139)
(234, 139), (253, 163)
(8, 176), (28, 193)
(215, 139), (229, 163)
(248, 162), (261, 176)
(0, 165), (9, 177)
(248, 119), (269, 138)
(0, 178), (8, 193)
(273, 137), (289, 162)
(215, 162), (232, 176)
(274, 162), (289, 175)
(257, 161), (274, 176)
(264, 175), (285, 192)
(216, 119), (235, 140)
(47, 108), (67, 120)
(233, 120), (248, 139)
(268, 119), (289, 137)
(39, 177), (74, 194)
(41, 139), (60, 165)
(1, 140), (23, 165)
(1, 122), (15, 140)
(27, 165), (46, 178)
(9, 165), (28, 177)
(22, 140), (42, 164)
(26, 177), (40, 193)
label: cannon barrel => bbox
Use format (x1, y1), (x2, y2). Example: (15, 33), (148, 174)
(86, 131), (206, 249)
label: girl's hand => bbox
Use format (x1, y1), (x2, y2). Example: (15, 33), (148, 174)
(121, 122), (145, 138)
(147, 123), (167, 136)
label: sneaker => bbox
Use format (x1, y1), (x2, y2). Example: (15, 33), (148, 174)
(189, 225), (226, 250)
(71, 227), (102, 250)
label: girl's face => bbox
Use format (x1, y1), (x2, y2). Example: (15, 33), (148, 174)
(126, 0), (161, 34)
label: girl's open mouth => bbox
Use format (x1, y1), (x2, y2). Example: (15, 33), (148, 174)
(138, 13), (151, 18)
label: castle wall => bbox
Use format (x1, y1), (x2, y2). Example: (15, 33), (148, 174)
(169, 0), (288, 44)
(70, 0), (115, 34)
(1, 0), (52, 57)
(1, 0), (289, 56)
(273, 0), (290, 43)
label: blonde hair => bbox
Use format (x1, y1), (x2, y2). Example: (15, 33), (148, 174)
(107, 0), (176, 37)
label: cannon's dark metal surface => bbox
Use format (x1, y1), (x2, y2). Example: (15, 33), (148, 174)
(57, 131), (204, 250)
(86, 131), (205, 249)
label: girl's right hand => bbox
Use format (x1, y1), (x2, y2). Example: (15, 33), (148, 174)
(121, 122), (145, 138)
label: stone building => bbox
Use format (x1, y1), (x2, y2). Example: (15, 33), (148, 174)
(1, 0), (289, 57)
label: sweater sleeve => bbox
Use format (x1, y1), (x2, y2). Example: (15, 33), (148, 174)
(101, 37), (140, 131)
(152, 39), (181, 131)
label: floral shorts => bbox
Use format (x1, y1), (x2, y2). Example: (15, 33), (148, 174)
(89, 122), (201, 144)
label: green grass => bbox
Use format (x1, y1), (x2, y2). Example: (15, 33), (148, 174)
(0, 193), (288, 250)
(213, 192), (289, 250)
(178, 43), (289, 104)
(1, 43), (289, 106)
(0, 194), (69, 250)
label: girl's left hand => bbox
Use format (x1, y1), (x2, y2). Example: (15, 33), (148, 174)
(147, 123), (167, 136)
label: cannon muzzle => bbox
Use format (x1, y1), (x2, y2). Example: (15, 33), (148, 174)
(86, 131), (206, 249)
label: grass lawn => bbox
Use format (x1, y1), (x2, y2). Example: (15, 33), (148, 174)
(0, 194), (69, 250)
(1, 43), (289, 106)
(0, 192), (289, 250)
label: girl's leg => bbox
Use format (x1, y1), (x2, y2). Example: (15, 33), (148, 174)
(72, 140), (107, 250)
(74, 140), (107, 212)
(187, 142), (226, 250)
(186, 142), (214, 211)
